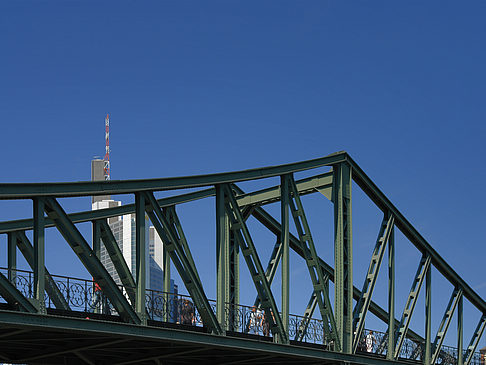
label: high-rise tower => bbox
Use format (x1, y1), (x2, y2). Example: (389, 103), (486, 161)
(90, 116), (176, 300)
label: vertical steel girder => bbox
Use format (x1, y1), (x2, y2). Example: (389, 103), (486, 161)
(0, 272), (36, 312)
(163, 242), (171, 322)
(7, 232), (16, 283)
(229, 229), (239, 308)
(458, 293), (463, 365)
(281, 175), (290, 338)
(353, 213), (395, 353)
(430, 287), (463, 364)
(464, 315), (486, 365)
(43, 197), (141, 324)
(333, 162), (353, 353)
(222, 184), (288, 343)
(97, 219), (136, 303)
(143, 191), (222, 335)
(424, 266), (432, 365)
(216, 185), (230, 329)
(286, 174), (338, 346)
(135, 193), (146, 321)
(250, 203), (425, 345)
(15, 231), (70, 310)
(33, 197), (46, 313)
(393, 254), (432, 359)
(387, 225), (395, 360)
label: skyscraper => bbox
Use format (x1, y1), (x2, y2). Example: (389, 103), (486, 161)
(91, 159), (177, 295)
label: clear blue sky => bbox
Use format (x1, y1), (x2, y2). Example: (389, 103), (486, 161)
(1, 1), (485, 347)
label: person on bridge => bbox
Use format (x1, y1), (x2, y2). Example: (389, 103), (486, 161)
(366, 330), (376, 353)
(249, 306), (263, 334)
(180, 299), (195, 325)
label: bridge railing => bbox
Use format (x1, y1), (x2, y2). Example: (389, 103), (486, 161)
(1, 267), (482, 363)
(356, 328), (483, 365)
(0, 267), (121, 314)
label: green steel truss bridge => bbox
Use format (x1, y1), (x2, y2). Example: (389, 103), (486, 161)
(0, 151), (484, 364)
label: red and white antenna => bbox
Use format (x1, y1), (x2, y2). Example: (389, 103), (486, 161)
(103, 114), (110, 180)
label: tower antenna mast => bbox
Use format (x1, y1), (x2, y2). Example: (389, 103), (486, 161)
(104, 114), (110, 180)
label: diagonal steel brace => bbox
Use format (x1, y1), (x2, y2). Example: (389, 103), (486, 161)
(352, 214), (394, 352)
(43, 197), (140, 324)
(222, 184), (288, 344)
(143, 191), (222, 335)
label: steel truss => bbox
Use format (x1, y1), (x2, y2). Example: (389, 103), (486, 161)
(0, 151), (484, 365)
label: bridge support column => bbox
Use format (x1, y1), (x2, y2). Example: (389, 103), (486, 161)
(163, 243), (171, 322)
(281, 175), (290, 338)
(33, 198), (46, 314)
(216, 185), (230, 331)
(228, 229), (239, 331)
(333, 162), (353, 353)
(458, 293), (463, 365)
(92, 221), (102, 314)
(425, 267), (431, 365)
(7, 232), (17, 284)
(387, 223), (395, 360)
(135, 193), (147, 325)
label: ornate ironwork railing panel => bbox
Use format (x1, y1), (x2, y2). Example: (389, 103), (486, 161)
(0, 267), (482, 362)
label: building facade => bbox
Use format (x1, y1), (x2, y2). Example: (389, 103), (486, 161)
(91, 159), (177, 297)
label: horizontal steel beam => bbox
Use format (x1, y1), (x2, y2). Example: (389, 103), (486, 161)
(0, 188), (216, 234)
(0, 152), (344, 199)
(236, 172), (332, 207)
(0, 172), (332, 234)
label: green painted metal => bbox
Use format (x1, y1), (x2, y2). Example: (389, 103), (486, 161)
(97, 220), (136, 303)
(348, 155), (486, 319)
(0, 309), (414, 365)
(0, 152), (484, 340)
(143, 191), (222, 335)
(43, 197), (141, 324)
(165, 206), (202, 288)
(430, 287), (463, 364)
(425, 267), (431, 365)
(250, 204), (425, 345)
(464, 315), (486, 365)
(393, 254), (431, 359)
(252, 236), (282, 309)
(353, 214), (395, 353)
(333, 162), (353, 353)
(0, 151), (483, 364)
(7, 232), (16, 283)
(0, 152), (345, 199)
(93, 219), (101, 258)
(163, 243), (171, 322)
(92, 220), (102, 315)
(229, 229), (239, 307)
(15, 231), (70, 310)
(237, 172), (333, 208)
(287, 174), (338, 346)
(0, 272), (36, 312)
(458, 294), (463, 365)
(135, 193), (147, 323)
(33, 197), (46, 313)
(216, 185), (229, 329)
(387, 225), (395, 360)
(281, 175), (290, 338)
(0, 171), (332, 234)
(222, 184), (288, 343)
